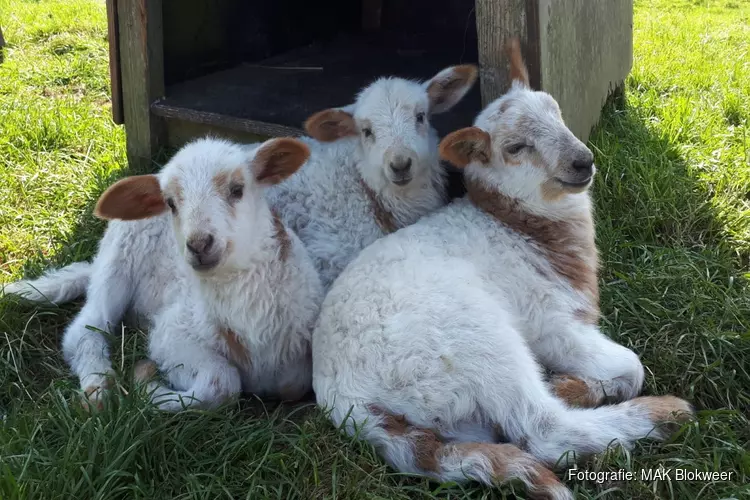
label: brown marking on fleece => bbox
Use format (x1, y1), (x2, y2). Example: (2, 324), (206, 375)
(368, 405), (443, 472)
(465, 177), (599, 309)
(213, 168), (245, 216)
(369, 406), (566, 497)
(540, 178), (567, 202)
(218, 328), (251, 368)
(271, 211), (291, 262)
(166, 177), (184, 205)
(551, 375), (603, 408)
(359, 178), (398, 234)
(632, 396), (694, 425)
(212, 171), (230, 195)
(442, 443), (565, 498)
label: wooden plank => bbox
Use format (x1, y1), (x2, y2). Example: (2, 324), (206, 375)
(536, 0), (633, 142)
(475, 0), (541, 106)
(152, 103), (304, 138)
(164, 118), (268, 151)
(105, 0), (123, 125)
(117, 0), (166, 170)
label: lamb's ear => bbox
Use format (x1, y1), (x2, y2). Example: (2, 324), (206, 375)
(94, 175), (167, 221)
(424, 64), (478, 115)
(438, 127), (492, 168)
(506, 37), (530, 88)
(252, 138), (311, 185)
(304, 106), (357, 142)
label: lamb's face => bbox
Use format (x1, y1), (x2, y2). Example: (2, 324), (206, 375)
(475, 87), (595, 199)
(438, 39), (595, 203)
(160, 141), (257, 273)
(304, 65), (478, 189)
(93, 137), (310, 274)
(353, 79), (433, 187)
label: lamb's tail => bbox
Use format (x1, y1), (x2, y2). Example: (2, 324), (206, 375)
(133, 359), (241, 412)
(2, 261), (92, 304)
(336, 403), (573, 500)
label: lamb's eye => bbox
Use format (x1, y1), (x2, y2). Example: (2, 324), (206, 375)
(362, 127), (374, 139)
(166, 198), (177, 213)
(229, 183), (244, 201)
(506, 143), (526, 155)
(416, 112), (426, 124)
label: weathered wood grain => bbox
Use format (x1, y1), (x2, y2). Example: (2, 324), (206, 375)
(117, 0), (165, 170)
(105, 0), (123, 125)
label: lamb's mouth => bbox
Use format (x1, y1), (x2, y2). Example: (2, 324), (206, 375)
(391, 177), (413, 186)
(555, 177), (592, 189)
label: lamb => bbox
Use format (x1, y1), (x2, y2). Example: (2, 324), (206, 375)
(311, 40), (694, 499)
(265, 64), (478, 289)
(4, 65), (478, 305)
(8, 137), (323, 409)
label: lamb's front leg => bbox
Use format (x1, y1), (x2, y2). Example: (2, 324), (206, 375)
(62, 263), (135, 410)
(138, 304), (241, 412)
(530, 316), (645, 407)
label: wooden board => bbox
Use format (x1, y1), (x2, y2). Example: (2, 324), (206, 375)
(475, 0), (541, 105)
(117, 0), (166, 169)
(152, 34), (481, 142)
(105, 0), (123, 124)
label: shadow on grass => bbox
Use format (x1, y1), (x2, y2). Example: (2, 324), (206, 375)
(1, 88), (749, 499)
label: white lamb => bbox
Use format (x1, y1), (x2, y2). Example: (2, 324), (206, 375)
(311, 40), (694, 499)
(8, 137), (323, 409)
(266, 64), (478, 289)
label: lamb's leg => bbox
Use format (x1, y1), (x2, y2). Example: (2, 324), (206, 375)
(472, 328), (691, 468)
(62, 266), (133, 410)
(139, 303), (242, 412)
(134, 355), (241, 412)
(529, 320), (645, 407)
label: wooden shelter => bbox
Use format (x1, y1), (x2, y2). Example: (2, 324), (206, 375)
(106, 0), (633, 188)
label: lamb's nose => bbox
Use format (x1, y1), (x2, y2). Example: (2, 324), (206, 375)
(186, 233), (214, 256)
(390, 157), (412, 174)
(572, 159), (592, 172)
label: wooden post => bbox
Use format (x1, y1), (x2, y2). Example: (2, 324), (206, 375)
(0, 25), (6, 64)
(475, 0), (541, 107)
(105, 0), (124, 125)
(476, 0), (632, 142)
(117, 0), (165, 171)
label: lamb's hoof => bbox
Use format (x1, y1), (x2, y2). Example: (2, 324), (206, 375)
(79, 381), (112, 413)
(133, 359), (158, 384)
(632, 395), (695, 438)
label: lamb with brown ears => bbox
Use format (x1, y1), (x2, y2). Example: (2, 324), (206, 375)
(311, 39), (694, 500)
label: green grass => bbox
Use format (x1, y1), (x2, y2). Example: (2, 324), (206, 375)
(1, 0), (748, 498)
